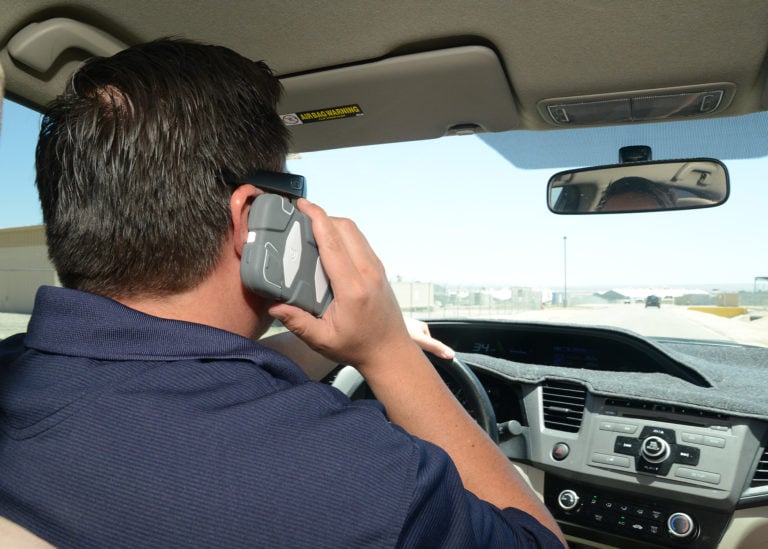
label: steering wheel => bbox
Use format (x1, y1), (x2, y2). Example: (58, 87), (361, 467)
(332, 354), (499, 443)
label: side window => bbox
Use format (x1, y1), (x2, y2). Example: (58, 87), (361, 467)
(0, 99), (52, 323)
(0, 98), (42, 227)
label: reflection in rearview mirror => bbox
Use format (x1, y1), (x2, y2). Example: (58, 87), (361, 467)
(547, 159), (729, 214)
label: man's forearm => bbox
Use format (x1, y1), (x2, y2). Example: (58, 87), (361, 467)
(260, 318), (455, 381)
(358, 341), (566, 545)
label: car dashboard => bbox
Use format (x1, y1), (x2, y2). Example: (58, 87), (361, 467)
(426, 320), (768, 549)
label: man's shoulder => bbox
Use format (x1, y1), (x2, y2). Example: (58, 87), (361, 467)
(0, 332), (25, 354)
(0, 334), (27, 386)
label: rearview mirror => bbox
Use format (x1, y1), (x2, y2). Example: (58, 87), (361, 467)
(547, 159), (729, 214)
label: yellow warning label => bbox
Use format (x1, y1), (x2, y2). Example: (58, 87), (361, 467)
(282, 104), (364, 125)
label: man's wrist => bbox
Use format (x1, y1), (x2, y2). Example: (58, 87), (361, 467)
(353, 338), (427, 380)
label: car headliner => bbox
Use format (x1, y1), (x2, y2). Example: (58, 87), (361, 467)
(3, 1), (768, 167)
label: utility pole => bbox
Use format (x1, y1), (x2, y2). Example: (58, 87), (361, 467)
(563, 236), (568, 308)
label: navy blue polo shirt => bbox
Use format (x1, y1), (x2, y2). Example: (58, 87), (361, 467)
(0, 286), (562, 548)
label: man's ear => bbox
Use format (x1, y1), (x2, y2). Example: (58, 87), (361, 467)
(230, 184), (263, 257)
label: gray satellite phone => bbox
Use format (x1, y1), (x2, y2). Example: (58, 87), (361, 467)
(240, 193), (333, 316)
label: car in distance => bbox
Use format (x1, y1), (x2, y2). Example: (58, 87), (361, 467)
(645, 295), (661, 308)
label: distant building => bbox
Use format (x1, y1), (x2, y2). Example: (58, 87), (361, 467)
(755, 277), (768, 292)
(599, 290), (630, 303)
(0, 225), (57, 313)
(391, 281), (435, 311)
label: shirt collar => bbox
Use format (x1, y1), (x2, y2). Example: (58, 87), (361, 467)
(24, 286), (307, 383)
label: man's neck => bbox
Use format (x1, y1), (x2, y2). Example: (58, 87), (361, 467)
(115, 270), (270, 340)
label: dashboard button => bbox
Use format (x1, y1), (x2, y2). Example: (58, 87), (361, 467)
(591, 453), (630, 468)
(614, 436), (640, 455)
(637, 461), (663, 474)
(615, 515), (628, 531)
(640, 426), (676, 443)
(552, 442), (570, 461)
(673, 445), (700, 465)
(668, 512), (696, 538)
(599, 421), (638, 434)
(702, 435), (726, 448)
(588, 510), (614, 526)
(602, 499), (617, 512)
(558, 489), (579, 510)
(681, 432), (703, 444)
(675, 467), (721, 484)
(632, 505), (651, 518)
(626, 517), (651, 535)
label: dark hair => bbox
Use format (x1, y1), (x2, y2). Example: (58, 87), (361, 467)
(598, 176), (674, 210)
(35, 39), (289, 297)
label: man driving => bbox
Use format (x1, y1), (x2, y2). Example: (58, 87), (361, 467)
(0, 39), (565, 548)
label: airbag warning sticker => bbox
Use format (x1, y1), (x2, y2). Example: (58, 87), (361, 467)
(281, 104), (363, 125)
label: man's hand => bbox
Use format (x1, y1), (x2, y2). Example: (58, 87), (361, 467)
(268, 199), (416, 369)
(403, 317), (454, 360)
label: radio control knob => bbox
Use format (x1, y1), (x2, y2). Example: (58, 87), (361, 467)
(641, 435), (670, 463)
(668, 512), (696, 538)
(557, 489), (579, 511)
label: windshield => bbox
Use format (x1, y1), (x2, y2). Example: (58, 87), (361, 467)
(2, 98), (766, 347)
(286, 131), (768, 349)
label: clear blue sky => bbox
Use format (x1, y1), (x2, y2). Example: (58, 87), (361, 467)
(2, 97), (764, 290)
(286, 141), (763, 290)
(0, 99), (42, 227)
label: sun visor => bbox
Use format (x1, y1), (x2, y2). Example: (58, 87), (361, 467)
(278, 46), (519, 153)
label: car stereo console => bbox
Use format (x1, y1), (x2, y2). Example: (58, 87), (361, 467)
(529, 393), (767, 548)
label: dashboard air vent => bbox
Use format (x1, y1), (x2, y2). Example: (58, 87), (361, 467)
(751, 446), (768, 487)
(542, 382), (587, 433)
